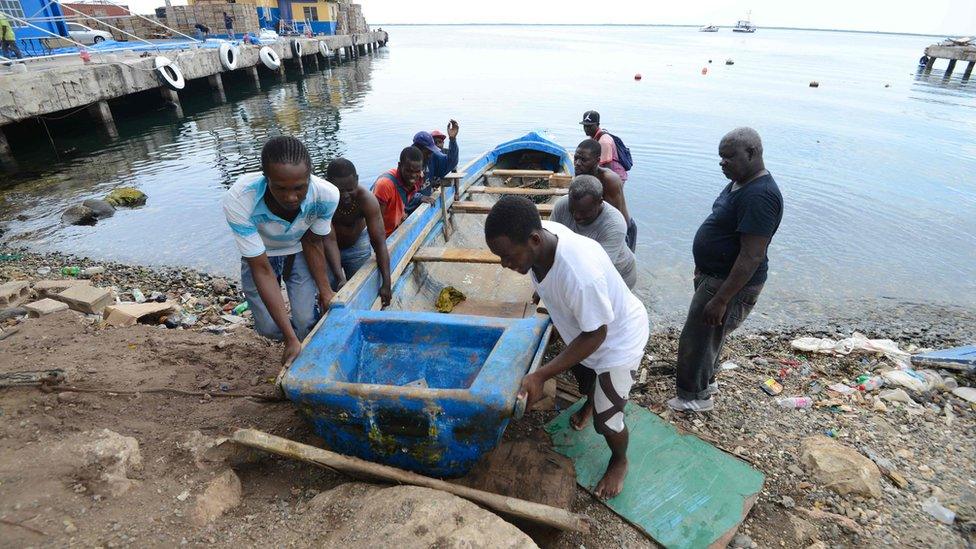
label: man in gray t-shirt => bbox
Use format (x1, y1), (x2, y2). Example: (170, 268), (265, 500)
(550, 175), (637, 289)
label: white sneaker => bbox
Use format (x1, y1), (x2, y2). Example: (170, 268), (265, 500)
(706, 381), (719, 397)
(668, 396), (715, 412)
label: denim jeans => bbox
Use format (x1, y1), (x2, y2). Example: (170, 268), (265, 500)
(240, 252), (319, 341)
(675, 274), (762, 400)
(327, 230), (373, 290)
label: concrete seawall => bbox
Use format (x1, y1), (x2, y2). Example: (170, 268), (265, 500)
(0, 31), (386, 162)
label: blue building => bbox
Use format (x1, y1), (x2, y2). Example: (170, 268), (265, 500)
(1, 0), (68, 41)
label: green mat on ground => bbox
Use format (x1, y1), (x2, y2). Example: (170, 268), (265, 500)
(545, 401), (764, 548)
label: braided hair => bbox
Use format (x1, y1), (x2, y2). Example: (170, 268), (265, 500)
(261, 136), (312, 174)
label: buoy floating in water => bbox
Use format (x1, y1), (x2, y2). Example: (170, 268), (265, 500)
(701, 67), (708, 75)
(634, 73), (642, 80)
(809, 81), (820, 88)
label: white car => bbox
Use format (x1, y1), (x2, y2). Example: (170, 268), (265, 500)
(67, 23), (113, 45)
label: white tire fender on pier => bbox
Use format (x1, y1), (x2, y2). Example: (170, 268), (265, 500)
(154, 56), (185, 91)
(259, 46), (281, 70)
(291, 39), (303, 57)
(218, 42), (238, 71)
(318, 40), (330, 58)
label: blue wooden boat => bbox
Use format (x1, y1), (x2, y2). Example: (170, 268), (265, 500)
(282, 132), (573, 477)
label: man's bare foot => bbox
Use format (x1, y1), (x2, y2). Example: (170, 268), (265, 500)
(593, 455), (628, 500)
(570, 401), (592, 431)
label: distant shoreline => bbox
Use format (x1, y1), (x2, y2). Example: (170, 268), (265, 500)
(372, 23), (947, 39)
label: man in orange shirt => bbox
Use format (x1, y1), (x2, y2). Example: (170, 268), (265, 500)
(373, 146), (425, 237)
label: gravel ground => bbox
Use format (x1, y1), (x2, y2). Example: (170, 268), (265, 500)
(2, 248), (974, 548)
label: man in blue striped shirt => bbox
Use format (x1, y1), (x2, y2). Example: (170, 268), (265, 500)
(222, 136), (341, 367)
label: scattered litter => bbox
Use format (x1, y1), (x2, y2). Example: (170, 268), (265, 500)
(921, 497), (955, 525)
(857, 376), (884, 392)
(220, 314), (246, 325)
(720, 361), (739, 371)
(779, 358), (802, 367)
(827, 383), (857, 395)
(912, 345), (976, 373)
(761, 378), (783, 396)
(176, 489), (190, 502)
(61, 266), (80, 276)
(435, 286), (466, 313)
(881, 369), (944, 392)
(776, 396), (812, 409)
(36, 266), (51, 276)
(132, 288), (146, 303)
(232, 302), (249, 315)
(80, 266), (105, 278)
(791, 332), (911, 368)
(879, 388), (915, 405)
(951, 386), (976, 404)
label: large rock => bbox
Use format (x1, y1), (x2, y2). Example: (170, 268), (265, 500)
(61, 204), (97, 226)
(82, 198), (116, 219)
(190, 468), (242, 526)
(319, 485), (536, 548)
(104, 187), (147, 208)
(177, 430), (263, 469)
(800, 436), (881, 498)
(65, 429), (142, 497)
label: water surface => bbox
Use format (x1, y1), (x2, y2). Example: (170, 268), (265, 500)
(2, 26), (975, 326)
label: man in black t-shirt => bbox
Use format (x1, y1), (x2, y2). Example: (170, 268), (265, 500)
(669, 127), (783, 412)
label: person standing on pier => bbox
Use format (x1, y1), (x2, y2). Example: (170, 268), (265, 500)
(486, 196), (649, 500)
(406, 120), (460, 214)
(0, 12), (23, 60)
(574, 139), (635, 251)
(668, 127), (783, 412)
(222, 136), (341, 367)
(223, 12), (234, 39)
(325, 157), (393, 306)
(374, 146), (426, 236)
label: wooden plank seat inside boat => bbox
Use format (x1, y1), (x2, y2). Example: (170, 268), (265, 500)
(486, 169), (554, 177)
(467, 186), (568, 196)
(452, 201), (554, 216)
(412, 247), (500, 264)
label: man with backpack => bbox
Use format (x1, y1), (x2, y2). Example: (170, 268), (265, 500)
(580, 110), (633, 183)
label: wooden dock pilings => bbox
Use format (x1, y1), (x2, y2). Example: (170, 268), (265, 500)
(923, 40), (975, 79)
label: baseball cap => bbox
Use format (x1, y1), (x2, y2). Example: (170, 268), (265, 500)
(579, 110), (600, 125)
(412, 131), (440, 154)
(430, 130), (446, 139)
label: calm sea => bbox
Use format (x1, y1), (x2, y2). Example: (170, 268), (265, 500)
(2, 25), (975, 326)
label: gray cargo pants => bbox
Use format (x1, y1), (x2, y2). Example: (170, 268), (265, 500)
(675, 273), (762, 401)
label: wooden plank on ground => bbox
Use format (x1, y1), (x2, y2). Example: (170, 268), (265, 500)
(546, 402), (764, 548)
(487, 169), (554, 177)
(468, 186), (568, 196)
(452, 201), (553, 216)
(231, 429), (590, 533)
(412, 247), (500, 264)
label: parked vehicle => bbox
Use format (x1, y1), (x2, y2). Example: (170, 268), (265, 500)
(67, 22), (112, 44)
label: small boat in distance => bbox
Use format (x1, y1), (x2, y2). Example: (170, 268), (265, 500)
(699, 25), (719, 32)
(733, 11), (757, 33)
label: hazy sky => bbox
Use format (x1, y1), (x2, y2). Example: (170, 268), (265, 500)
(360, 0), (975, 35)
(122, 0), (974, 35)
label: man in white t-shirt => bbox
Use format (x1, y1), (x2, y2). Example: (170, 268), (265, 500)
(485, 196), (649, 500)
(222, 136), (341, 368)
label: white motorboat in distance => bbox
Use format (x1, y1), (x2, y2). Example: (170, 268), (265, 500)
(699, 25), (719, 32)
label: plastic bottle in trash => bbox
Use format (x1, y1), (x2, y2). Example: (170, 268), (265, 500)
(232, 301), (249, 315)
(61, 266), (80, 276)
(922, 497), (955, 525)
(857, 376), (884, 392)
(776, 396), (813, 409)
(132, 288), (146, 303)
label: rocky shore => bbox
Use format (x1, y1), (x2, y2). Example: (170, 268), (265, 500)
(1, 248), (974, 548)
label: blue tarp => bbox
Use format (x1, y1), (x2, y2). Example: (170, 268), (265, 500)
(35, 36), (278, 57)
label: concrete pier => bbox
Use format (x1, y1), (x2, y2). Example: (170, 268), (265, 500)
(923, 41), (976, 78)
(87, 100), (118, 139)
(247, 65), (261, 90)
(0, 31), (384, 127)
